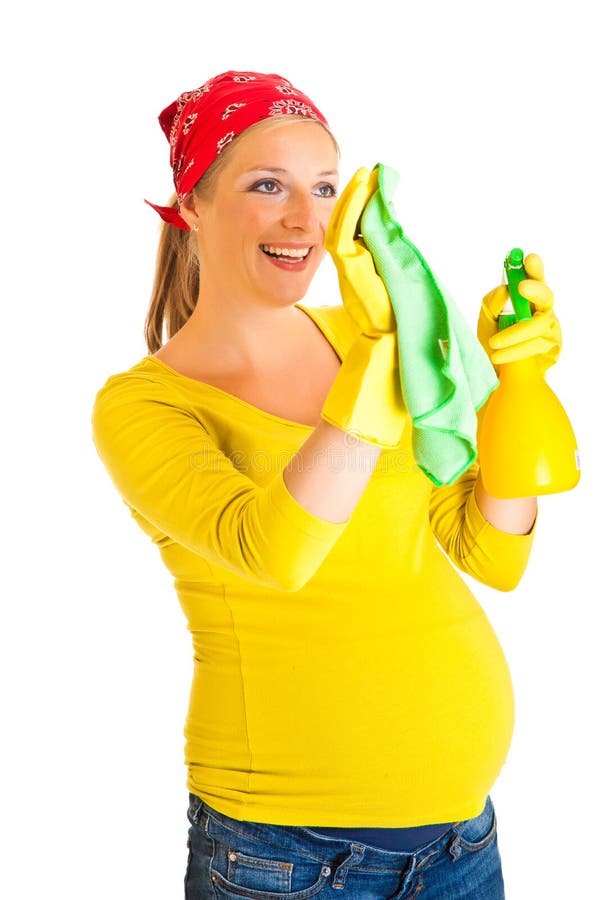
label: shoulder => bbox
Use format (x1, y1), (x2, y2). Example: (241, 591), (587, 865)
(93, 356), (182, 403)
(91, 356), (193, 437)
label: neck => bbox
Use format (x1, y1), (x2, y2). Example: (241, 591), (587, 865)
(178, 293), (306, 374)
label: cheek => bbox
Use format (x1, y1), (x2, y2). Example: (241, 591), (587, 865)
(320, 200), (337, 233)
(216, 206), (265, 257)
(225, 203), (275, 250)
(244, 204), (278, 238)
(243, 210), (269, 238)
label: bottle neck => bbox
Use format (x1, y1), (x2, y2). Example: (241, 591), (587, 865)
(497, 356), (545, 383)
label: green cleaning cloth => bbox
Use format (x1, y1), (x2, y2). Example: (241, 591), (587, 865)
(360, 163), (498, 486)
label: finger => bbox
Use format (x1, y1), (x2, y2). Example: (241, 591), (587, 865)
(518, 278), (554, 312)
(489, 310), (558, 349)
(482, 284), (509, 320)
(325, 167), (371, 258)
(523, 253), (545, 282)
(490, 336), (557, 366)
(325, 168), (368, 256)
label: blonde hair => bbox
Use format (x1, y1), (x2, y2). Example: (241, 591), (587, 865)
(143, 117), (339, 353)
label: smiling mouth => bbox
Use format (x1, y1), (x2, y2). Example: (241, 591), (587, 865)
(260, 245), (312, 261)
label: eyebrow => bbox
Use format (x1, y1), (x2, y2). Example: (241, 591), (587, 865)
(244, 167), (339, 177)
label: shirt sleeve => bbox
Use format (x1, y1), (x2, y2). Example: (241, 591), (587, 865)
(91, 372), (347, 592)
(428, 464), (536, 592)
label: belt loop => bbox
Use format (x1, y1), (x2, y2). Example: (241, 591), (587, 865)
(448, 833), (462, 861)
(331, 843), (365, 889)
(189, 795), (205, 826)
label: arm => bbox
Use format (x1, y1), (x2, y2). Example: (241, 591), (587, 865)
(283, 419), (382, 523)
(474, 475), (537, 535)
(429, 464), (536, 591)
(92, 374), (350, 593)
(92, 373), (391, 591)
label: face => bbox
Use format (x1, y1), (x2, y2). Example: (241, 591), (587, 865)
(187, 118), (339, 307)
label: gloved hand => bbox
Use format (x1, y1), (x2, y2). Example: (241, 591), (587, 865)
(478, 253), (562, 371)
(321, 167), (407, 449)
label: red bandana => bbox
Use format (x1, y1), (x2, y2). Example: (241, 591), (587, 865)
(145, 71), (329, 230)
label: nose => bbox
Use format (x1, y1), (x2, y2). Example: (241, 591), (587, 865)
(281, 189), (318, 232)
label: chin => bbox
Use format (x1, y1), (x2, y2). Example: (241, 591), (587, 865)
(260, 256), (322, 306)
(267, 279), (316, 307)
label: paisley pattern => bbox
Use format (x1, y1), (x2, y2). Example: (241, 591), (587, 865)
(268, 99), (317, 118)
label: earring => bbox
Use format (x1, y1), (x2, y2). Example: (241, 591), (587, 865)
(192, 223), (199, 233)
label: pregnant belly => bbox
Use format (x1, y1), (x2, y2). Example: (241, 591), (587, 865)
(185, 597), (514, 825)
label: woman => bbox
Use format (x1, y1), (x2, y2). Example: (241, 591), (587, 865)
(92, 71), (558, 899)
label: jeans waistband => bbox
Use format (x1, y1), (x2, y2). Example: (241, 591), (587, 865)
(305, 821), (453, 853)
(188, 793), (472, 868)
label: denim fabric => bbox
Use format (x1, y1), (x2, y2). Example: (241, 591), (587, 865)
(184, 794), (504, 899)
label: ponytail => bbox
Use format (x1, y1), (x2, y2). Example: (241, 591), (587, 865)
(144, 193), (199, 354)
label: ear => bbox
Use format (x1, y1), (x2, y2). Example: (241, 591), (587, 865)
(178, 192), (201, 232)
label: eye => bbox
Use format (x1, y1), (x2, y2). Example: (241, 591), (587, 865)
(251, 179), (280, 193)
(314, 183), (337, 198)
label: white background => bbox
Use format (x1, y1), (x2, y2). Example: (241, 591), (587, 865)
(2, 1), (608, 897)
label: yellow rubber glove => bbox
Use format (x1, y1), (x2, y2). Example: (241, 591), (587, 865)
(478, 253), (562, 371)
(321, 167), (407, 449)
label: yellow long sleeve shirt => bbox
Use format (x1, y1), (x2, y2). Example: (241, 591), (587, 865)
(91, 302), (535, 827)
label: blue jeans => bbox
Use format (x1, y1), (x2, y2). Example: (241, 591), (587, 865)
(185, 794), (504, 899)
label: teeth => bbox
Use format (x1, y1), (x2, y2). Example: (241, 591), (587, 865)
(262, 245), (311, 258)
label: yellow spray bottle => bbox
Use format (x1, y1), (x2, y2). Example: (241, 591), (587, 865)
(478, 248), (580, 498)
